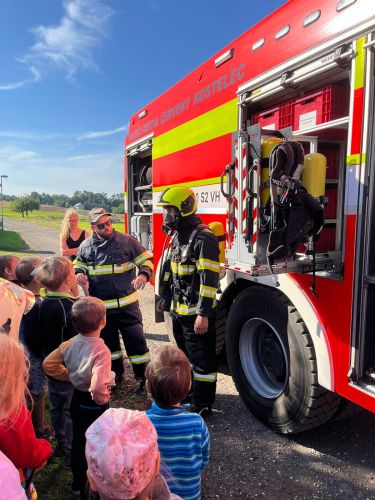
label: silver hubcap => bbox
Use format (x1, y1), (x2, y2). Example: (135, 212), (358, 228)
(239, 317), (288, 399)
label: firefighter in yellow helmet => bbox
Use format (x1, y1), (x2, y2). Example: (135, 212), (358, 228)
(157, 186), (220, 417)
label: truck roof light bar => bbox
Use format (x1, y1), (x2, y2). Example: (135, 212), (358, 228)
(336, 0), (357, 12)
(214, 49), (234, 68)
(138, 110), (147, 119)
(303, 10), (321, 28)
(275, 25), (290, 40)
(252, 38), (265, 51)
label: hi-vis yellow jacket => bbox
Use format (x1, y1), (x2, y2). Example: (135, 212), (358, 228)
(74, 230), (153, 310)
(160, 222), (220, 317)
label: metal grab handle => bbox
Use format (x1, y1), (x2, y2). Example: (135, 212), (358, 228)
(220, 161), (234, 199)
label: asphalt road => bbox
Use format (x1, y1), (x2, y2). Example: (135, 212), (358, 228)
(6, 218), (375, 499)
(4, 217), (60, 255)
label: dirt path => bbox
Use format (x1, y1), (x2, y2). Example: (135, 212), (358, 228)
(9, 221), (375, 499)
(4, 217), (60, 255)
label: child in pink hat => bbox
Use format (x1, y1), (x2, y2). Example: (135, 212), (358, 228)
(85, 408), (181, 500)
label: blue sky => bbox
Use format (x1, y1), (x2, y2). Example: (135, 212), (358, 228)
(0, 0), (285, 196)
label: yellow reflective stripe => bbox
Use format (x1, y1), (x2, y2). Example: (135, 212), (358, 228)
(193, 372), (217, 382)
(129, 352), (151, 365)
(153, 98), (237, 160)
(171, 301), (198, 315)
(347, 153), (366, 165)
(73, 259), (88, 270)
(163, 272), (170, 282)
(171, 262), (195, 275)
(111, 351), (122, 360)
(196, 258), (220, 272)
(102, 292), (138, 309)
(88, 262), (135, 275)
(142, 259), (154, 271)
(153, 176), (223, 193)
(199, 285), (217, 298)
(133, 251), (153, 267)
(354, 37), (366, 90)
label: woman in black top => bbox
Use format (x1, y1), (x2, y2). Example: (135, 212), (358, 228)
(60, 209), (90, 261)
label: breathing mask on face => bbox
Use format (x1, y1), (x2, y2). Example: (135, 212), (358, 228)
(162, 206), (181, 234)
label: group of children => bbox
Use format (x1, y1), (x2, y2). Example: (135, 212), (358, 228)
(0, 253), (210, 500)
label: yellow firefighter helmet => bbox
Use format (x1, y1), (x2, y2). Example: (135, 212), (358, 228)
(157, 186), (197, 217)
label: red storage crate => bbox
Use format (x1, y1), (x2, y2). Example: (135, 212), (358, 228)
(324, 186), (338, 220)
(253, 106), (281, 130)
(253, 100), (294, 131)
(279, 100), (294, 129)
(293, 85), (349, 132)
(315, 226), (336, 253)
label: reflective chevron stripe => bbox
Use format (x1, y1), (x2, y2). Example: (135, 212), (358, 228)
(87, 262), (136, 275)
(171, 301), (198, 316)
(199, 285), (217, 298)
(102, 292), (138, 309)
(196, 258), (220, 272)
(171, 262), (196, 275)
(111, 351), (122, 361)
(193, 371), (217, 382)
(133, 251), (153, 267)
(73, 259), (88, 272)
(129, 352), (151, 365)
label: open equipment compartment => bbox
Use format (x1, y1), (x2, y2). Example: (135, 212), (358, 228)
(126, 138), (153, 250)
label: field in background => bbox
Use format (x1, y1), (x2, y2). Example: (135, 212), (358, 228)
(2, 202), (125, 232)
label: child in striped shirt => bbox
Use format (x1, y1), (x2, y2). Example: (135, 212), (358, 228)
(146, 345), (210, 500)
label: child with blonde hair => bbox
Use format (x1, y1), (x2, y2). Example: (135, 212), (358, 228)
(0, 333), (51, 496)
(85, 408), (181, 499)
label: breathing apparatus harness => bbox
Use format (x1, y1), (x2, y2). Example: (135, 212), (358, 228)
(160, 221), (214, 307)
(266, 141), (325, 293)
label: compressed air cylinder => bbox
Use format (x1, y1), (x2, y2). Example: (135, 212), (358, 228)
(208, 221), (225, 264)
(302, 153), (327, 198)
(260, 138), (283, 206)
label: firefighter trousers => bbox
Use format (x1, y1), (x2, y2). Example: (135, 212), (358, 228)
(172, 314), (217, 407)
(100, 303), (150, 380)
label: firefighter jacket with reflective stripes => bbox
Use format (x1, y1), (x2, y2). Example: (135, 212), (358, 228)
(74, 230), (153, 310)
(160, 221), (220, 317)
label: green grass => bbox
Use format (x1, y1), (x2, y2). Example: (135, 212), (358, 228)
(3, 203), (125, 233)
(0, 230), (28, 251)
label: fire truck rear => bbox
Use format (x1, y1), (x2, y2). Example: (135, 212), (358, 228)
(124, 0), (375, 433)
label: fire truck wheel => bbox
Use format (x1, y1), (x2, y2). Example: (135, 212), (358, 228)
(164, 300), (227, 357)
(226, 286), (341, 434)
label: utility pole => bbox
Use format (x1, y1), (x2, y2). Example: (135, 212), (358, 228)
(0, 175), (8, 231)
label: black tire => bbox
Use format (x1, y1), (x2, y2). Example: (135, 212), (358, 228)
(164, 300), (227, 357)
(226, 286), (341, 434)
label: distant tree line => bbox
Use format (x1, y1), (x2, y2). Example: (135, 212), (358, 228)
(6, 191), (125, 214)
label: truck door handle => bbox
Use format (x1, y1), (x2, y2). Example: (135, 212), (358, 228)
(220, 161), (235, 199)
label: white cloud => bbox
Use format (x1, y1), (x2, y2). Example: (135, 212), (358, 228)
(78, 125), (127, 141)
(0, 146), (38, 163)
(0, 0), (113, 90)
(9, 151), (37, 161)
(0, 67), (40, 91)
(0, 130), (61, 141)
(0, 146), (124, 196)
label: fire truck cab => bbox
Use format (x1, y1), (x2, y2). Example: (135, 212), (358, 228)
(125, 0), (375, 433)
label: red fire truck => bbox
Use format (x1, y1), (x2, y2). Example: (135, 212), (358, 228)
(125, 0), (375, 433)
